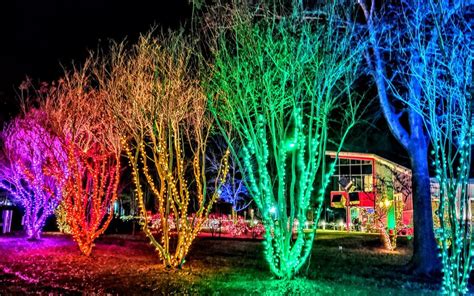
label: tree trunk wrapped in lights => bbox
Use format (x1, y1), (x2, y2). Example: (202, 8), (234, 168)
(206, 4), (365, 279)
(62, 143), (120, 256)
(0, 109), (67, 240)
(100, 33), (229, 268)
(401, 2), (472, 292)
(47, 64), (122, 256)
(427, 72), (471, 295)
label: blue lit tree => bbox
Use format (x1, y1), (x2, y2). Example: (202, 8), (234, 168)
(395, 1), (472, 292)
(206, 138), (251, 212)
(355, 0), (471, 274)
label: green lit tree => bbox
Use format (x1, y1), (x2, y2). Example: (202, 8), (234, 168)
(207, 4), (365, 279)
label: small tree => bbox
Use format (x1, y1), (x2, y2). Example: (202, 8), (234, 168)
(100, 33), (229, 268)
(372, 162), (412, 251)
(207, 138), (251, 212)
(47, 65), (121, 256)
(0, 108), (66, 240)
(207, 3), (364, 278)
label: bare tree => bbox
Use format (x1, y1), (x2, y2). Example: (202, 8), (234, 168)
(373, 162), (412, 251)
(395, 0), (472, 292)
(45, 62), (121, 256)
(354, 0), (471, 274)
(206, 2), (365, 278)
(0, 107), (67, 240)
(206, 137), (251, 212)
(98, 32), (229, 268)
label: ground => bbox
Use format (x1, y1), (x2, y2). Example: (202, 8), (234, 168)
(0, 231), (444, 295)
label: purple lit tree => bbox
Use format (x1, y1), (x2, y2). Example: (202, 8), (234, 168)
(0, 109), (67, 240)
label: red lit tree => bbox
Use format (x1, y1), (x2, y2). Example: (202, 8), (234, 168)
(62, 143), (119, 255)
(47, 63), (121, 256)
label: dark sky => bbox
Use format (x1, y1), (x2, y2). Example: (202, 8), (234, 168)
(0, 0), (192, 118)
(0, 1), (410, 166)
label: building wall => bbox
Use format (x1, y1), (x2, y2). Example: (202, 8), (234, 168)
(326, 151), (413, 233)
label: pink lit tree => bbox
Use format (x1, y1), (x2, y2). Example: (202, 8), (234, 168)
(0, 109), (67, 240)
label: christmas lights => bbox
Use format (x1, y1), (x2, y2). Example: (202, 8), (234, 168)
(62, 143), (120, 256)
(206, 139), (251, 212)
(101, 33), (229, 268)
(207, 4), (364, 278)
(400, 1), (472, 292)
(0, 109), (67, 240)
(55, 201), (71, 234)
(42, 62), (123, 256)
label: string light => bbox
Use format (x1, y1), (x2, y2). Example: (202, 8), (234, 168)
(62, 142), (120, 256)
(208, 7), (362, 279)
(123, 134), (229, 268)
(0, 110), (67, 240)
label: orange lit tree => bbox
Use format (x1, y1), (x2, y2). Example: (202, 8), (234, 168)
(48, 63), (121, 256)
(99, 33), (228, 268)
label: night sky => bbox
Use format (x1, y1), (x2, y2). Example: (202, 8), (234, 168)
(0, 0), (191, 119)
(0, 0), (409, 166)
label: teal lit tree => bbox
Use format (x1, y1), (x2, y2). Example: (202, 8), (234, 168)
(356, 0), (472, 274)
(397, 1), (472, 292)
(207, 3), (365, 278)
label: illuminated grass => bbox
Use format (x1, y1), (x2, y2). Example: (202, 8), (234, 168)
(0, 233), (443, 294)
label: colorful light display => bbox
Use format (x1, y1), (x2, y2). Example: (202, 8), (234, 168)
(357, 0), (471, 275)
(206, 139), (251, 212)
(102, 33), (229, 268)
(416, 6), (471, 293)
(207, 4), (364, 278)
(55, 201), (71, 234)
(61, 143), (120, 256)
(430, 93), (471, 295)
(43, 63), (122, 256)
(0, 109), (67, 240)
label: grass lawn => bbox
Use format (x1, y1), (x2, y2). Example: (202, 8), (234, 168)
(0, 231), (444, 295)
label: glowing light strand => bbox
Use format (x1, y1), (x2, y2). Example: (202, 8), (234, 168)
(207, 4), (364, 279)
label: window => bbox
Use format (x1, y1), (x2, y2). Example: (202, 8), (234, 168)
(352, 176), (362, 191)
(362, 164), (373, 174)
(340, 158), (350, 165)
(351, 165), (361, 175)
(340, 166), (350, 175)
(331, 157), (375, 193)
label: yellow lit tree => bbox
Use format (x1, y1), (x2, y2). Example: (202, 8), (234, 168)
(98, 32), (228, 268)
